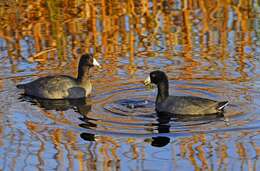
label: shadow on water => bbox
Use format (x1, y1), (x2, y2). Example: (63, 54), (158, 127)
(18, 94), (227, 148)
(18, 94), (98, 142)
(18, 95), (88, 111)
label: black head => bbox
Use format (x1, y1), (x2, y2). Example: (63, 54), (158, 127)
(78, 54), (101, 68)
(144, 70), (170, 102)
(149, 70), (168, 85)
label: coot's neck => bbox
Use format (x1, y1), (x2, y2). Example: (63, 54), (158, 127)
(77, 66), (90, 83)
(156, 79), (169, 103)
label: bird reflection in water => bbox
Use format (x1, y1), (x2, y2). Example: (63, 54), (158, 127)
(18, 95), (225, 147)
(150, 114), (171, 147)
(18, 95), (97, 142)
(150, 112), (224, 148)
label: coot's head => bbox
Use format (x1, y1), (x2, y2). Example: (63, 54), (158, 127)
(144, 70), (168, 86)
(79, 54), (101, 68)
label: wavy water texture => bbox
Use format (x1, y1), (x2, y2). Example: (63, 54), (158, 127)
(0, 0), (260, 171)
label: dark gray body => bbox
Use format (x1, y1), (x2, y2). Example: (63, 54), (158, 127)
(17, 75), (91, 99)
(145, 70), (229, 116)
(156, 95), (228, 115)
(16, 54), (98, 99)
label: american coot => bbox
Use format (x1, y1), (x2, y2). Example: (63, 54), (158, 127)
(144, 70), (228, 115)
(17, 54), (101, 99)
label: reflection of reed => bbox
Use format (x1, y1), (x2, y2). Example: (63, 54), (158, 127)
(0, 112), (2, 147)
(11, 104), (260, 170)
(27, 121), (46, 170)
(1, 0), (259, 170)
(21, 97), (122, 171)
(176, 131), (260, 170)
(26, 121), (95, 171)
(0, 1), (257, 81)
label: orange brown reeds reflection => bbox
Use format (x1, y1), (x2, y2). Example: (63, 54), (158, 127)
(0, 112), (2, 147)
(0, 0), (257, 80)
(0, 0), (260, 171)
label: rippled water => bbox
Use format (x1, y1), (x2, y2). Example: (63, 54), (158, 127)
(1, 0), (260, 170)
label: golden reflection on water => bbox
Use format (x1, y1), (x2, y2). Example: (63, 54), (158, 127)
(0, 0), (260, 171)
(0, 0), (257, 78)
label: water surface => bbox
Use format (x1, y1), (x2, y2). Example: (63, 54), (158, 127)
(0, 0), (260, 170)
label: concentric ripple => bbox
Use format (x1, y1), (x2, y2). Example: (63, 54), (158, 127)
(76, 80), (258, 137)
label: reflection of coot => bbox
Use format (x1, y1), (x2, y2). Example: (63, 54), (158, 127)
(19, 95), (96, 142)
(151, 114), (171, 148)
(80, 133), (95, 141)
(78, 115), (97, 142)
(19, 96), (89, 111)
(150, 113), (225, 147)
(78, 121), (97, 128)
(151, 137), (170, 147)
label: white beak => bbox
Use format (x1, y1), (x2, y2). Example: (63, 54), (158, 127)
(144, 76), (151, 86)
(93, 58), (101, 68)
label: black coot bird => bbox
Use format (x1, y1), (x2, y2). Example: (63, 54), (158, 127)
(17, 54), (101, 99)
(144, 70), (228, 115)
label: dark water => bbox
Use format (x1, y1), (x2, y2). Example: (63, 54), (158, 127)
(0, 0), (260, 170)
